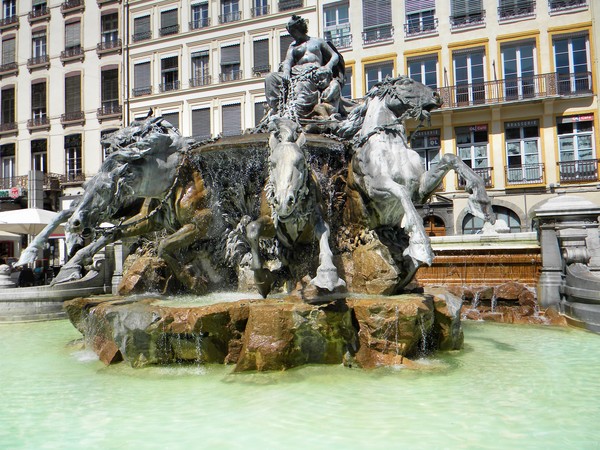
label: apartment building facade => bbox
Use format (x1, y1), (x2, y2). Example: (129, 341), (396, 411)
(0, 0), (597, 246)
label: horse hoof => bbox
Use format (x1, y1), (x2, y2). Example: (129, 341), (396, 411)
(50, 265), (82, 286)
(311, 267), (346, 292)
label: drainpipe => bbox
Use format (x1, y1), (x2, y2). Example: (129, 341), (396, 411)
(123, 1), (131, 125)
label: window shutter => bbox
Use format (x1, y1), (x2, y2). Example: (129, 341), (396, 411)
(406, 0), (435, 13)
(32, 82), (46, 110)
(161, 56), (178, 70)
(65, 75), (81, 114)
(134, 16), (150, 34)
(279, 34), (293, 64)
(452, 0), (482, 16)
(162, 112), (179, 130)
(254, 101), (266, 125)
(32, 0), (46, 6)
(161, 9), (178, 28)
(65, 21), (81, 48)
(253, 39), (269, 68)
(221, 44), (240, 65)
(192, 108), (211, 138)
(101, 69), (119, 102)
(222, 104), (241, 136)
(362, 0), (392, 28)
(134, 62), (151, 88)
(2, 38), (15, 63)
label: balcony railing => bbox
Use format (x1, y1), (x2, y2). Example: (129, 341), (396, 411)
(498, 1), (535, 19)
(0, 15), (18, 30)
(64, 172), (86, 184)
(558, 159), (598, 183)
(159, 24), (179, 37)
(190, 17), (210, 29)
(362, 25), (393, 44)
(60, 111), (85, 125)
(27, 54), (50, 70)
(219, 70), (243, 82)
(132, 31), (151, 42)
(28, 6), (51, 23)
(505, 163), (545, 185)
(279, 0), (303, 11)
(133, 86), (152, 97)
(0, 62), (18, 76)
(450, 11), (485, 29)
(0, 175), (27, 190)
(190, 75), (212, 87)
(159, 80), (181, 92)
(325, 33), (352, 49)
(252, 65), (271, 76)
(0, 122), (17, 135)
(27, 116), (50, 130)
(458, 167), (493, 189)
(404, 18), (438, 36)
(439, 72), (593, 109)
(97, 103), (122, 120)
(549, 0), (587, 12)
(60, 46), (85, 63)
(251, 5), (270, 16)
(219, 11), (242, 24)
(61, 0), (84, 15)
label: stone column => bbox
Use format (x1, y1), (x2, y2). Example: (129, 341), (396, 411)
(111, 241), (124, 295)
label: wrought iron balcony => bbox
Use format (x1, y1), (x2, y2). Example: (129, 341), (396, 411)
(219, 70), (243, 82)
(251, 5), (270, 17)
(60, 111), (85, 126)
(219, 11), (242, 24)
(133, 86), (152, 97)
(97, 102), (122, 121)
(450, 11), (485, 29)
(97, 0), (121, 5)
(0, 122), (18, 135)
(549, 0), (587, 12)
(61, 0), (84, 15)
(60, 46), (85, 64)
(159, 24), (179, 37)
(498, 1), (535, 20)
(458, 167), (493, 189)
(63, 172), (86, 184)
(438, 72), (593, 109)
(97, 39), (122, 56)
(505, 163), (545, 185)
(28, 6), (51, 23)
(27, 55), (50, 70)
(252, 65), (271, 76)
(0, 175), (27, 190)
(132, 31), (151, 42)
(325, 33), (352, 49)
(27, 116), (50, 131)
(279, 0), (303, 12)
(0, 62), (18, 76)
(557, 159), (598, 183)
(362, 25), (393, 45)
(190, 75), (212, 87)
(0, 15), (18, 30)
(404, 17), (438, 36)
(159, 80), (180, 92)
(189, 17), (210, 29)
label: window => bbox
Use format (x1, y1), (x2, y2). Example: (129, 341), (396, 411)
(220, 0), (240, 23)
(253, 39), (270, 75)
(31, 139), (47, 173)
(31, 82), (47, 120)
(463, 206), (521, 234)
(362, 0), (392, 44)
(505, 120), (542, 184)
(456, 125), (491, 187)
(450, 0), (484, 28)
(160, 56), (179, 92)
(2, 37), (15, 65)
(32, 0), (47, 15)
(324, 2), (351, 49)
(162, 112), (179, 130)
(365, 61), (393, 92)
(65, 134), (82, 181)
(2, 0), (15, 19)
(32, 30), (47, 58)
(557, 114), (597, 182)
(133, 15), (151, 42)
(101, 13), (119, 44)
(191, 50), (210, 86)
(253, 0), (269, 17)
(453, 48), (485, 105)
(405, 0), (436, 36)
(65, 21), (81, 51)
(160, 9), (179, 36)
(222, 104), (241, 136)
(0, 143), (15, 184)
(498, 0), (535, 20)
(133, 61), (151, 96)
(411, 129), (440, 171)
(341, 66), (353, 99)
(65, 74), (81, 115)
(191, 108), (211, 139)
(408, 56), (437, 89)
(254, 101), (267, 126)
(554, 34), (591, 94)
(1, 86), (15, 124)
(101, 69), (119, 113)
(220, 44), (241, 82)
(502, 42), (535, 100)
(279, 34), (293, 65)
(191, 2), (209, 28)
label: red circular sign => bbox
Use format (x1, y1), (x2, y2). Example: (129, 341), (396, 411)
(9, 187), (20, 199)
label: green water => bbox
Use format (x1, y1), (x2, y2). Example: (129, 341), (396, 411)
(0, 320), (598, 450)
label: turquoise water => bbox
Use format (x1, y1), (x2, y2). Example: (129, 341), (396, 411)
(0, 320), (598, 449)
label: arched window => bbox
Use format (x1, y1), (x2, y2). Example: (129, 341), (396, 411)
(423, 215), (446, 236)
(462, 206), (521, 234)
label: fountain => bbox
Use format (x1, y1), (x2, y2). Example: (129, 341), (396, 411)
(18, 15), (501, 371)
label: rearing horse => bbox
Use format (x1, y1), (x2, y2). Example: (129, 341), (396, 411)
(340, 76), (495, 288)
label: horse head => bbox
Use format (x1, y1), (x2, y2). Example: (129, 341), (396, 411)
(266, 117), (309, 222)
(378, 76), (443, 125)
